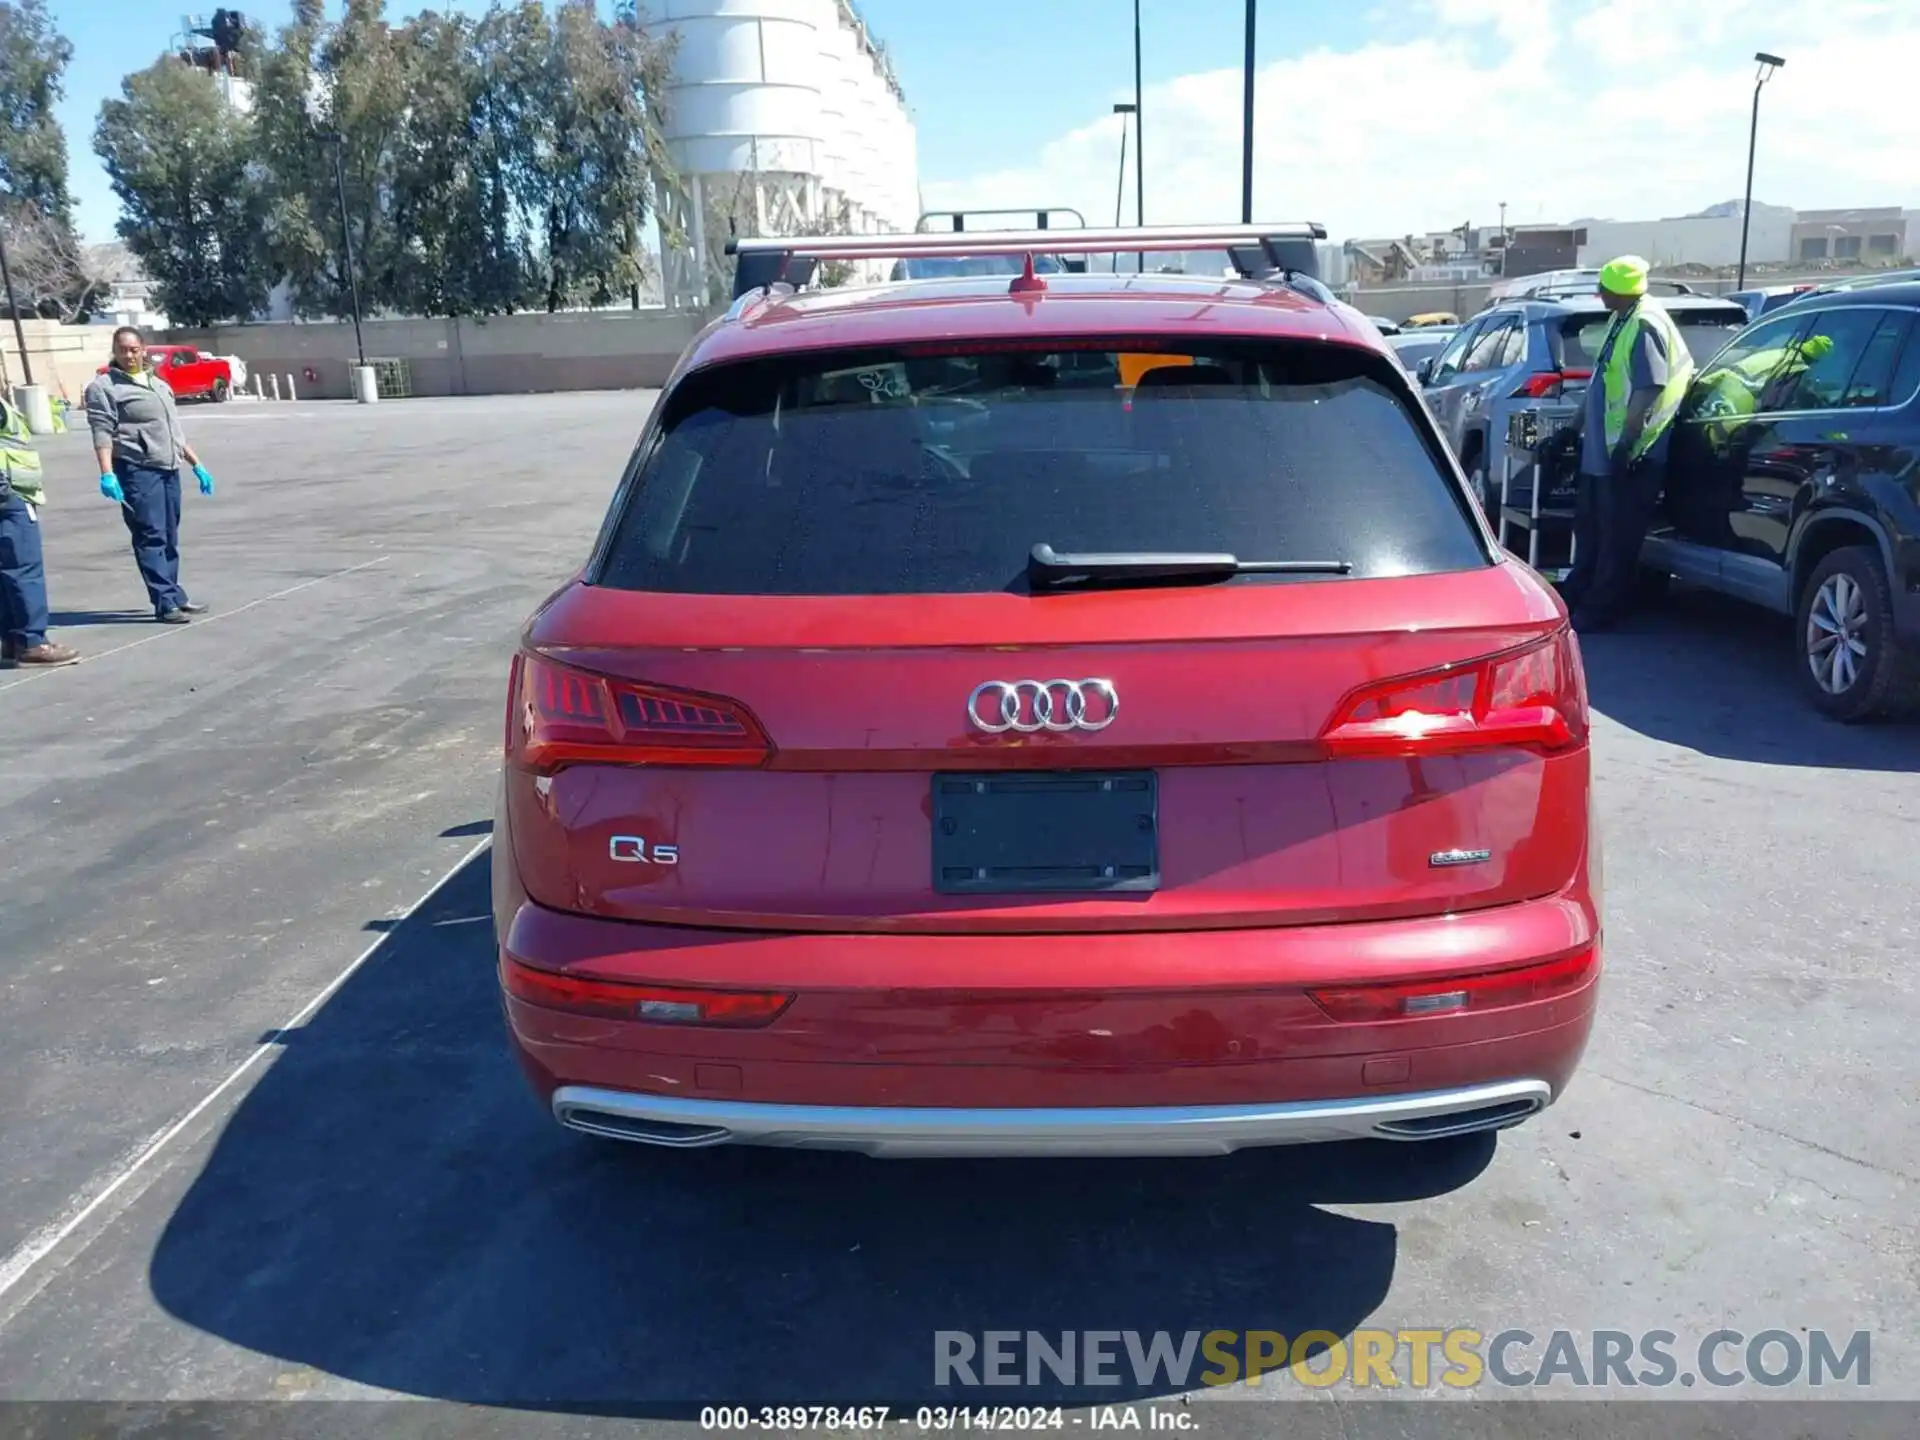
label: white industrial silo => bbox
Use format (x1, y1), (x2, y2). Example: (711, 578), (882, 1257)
(658, 0), (826, 306)
(813, 8), (851, 216)
(656, 0), (920, 304)
(826, 16), (871, 229)
(898, 104), (921, 229)
(879, 93), (918, 231)
(852, 72), (891, 231)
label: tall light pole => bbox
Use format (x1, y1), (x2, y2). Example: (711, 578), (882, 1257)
(0, 210), (32, 387)
(1737, 51), (1785, 290)
(1133, 0), (1144, 274)
(1240, 0), (1256, 223)
(1112, 102), (1136, 272)
(316, 130), (367, 371)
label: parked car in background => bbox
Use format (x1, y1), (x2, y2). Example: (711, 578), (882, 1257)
(1386, 327), (1456, 377)
(1647, 281), (1920, 720)
(95, 344), (235, 403)
(1417, 295), (1749, 508)
(1725, 284), (1818, 321)
(1774, 267), (1920, 310)
(1365, 315), (1402, 335)
(1482, 270), (1700, 311)
(1421, 298), (1748, 493)
(1403, 311), (1458, 328)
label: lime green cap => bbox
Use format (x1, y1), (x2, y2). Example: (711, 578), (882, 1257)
(1598, 255), (1650, 296)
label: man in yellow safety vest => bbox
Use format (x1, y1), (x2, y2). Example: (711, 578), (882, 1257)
(0, 395), (81, 667)
(1560, 255), (1696, 631)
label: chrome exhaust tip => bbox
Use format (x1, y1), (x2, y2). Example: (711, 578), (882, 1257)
(1372, 1093), (1546, 1141)
(557, 1105), (734, 1148)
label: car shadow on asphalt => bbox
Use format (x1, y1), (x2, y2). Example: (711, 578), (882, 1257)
(148, 848), (1500, 1414)
(1580, 585), (1920, 769)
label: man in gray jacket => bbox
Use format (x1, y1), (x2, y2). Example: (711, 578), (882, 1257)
(83, 327), (219, 624)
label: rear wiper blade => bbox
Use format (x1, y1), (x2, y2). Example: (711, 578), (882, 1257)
(1027, 543), (1351, 590)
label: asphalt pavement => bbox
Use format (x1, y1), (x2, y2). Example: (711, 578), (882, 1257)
(0, 393), (1915, 1436)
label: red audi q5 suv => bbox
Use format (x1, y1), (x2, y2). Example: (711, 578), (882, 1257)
(494, 224), (1600, 1158)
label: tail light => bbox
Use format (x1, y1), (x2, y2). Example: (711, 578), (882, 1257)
(507, 651), (772, 773)
(1308, 946), (1598, 1023)
(1320, 629), (1588, 758)
(1512, 368), (1591, 399)
(503, 957), (794, 1027)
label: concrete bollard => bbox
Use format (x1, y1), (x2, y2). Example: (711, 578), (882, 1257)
(11, 384), (53, 435)
(268, 373), (281, 401)
(254, 374), (264, 398)
(284, 374), (297, 401)
(351, 365), (378, 405)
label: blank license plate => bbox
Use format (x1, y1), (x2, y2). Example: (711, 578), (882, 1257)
(930, 771), (1159, 896)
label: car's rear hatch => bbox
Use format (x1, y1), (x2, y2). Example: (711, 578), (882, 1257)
(506, 335), (1587, 936)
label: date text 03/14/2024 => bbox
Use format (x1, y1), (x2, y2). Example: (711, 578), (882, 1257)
(699, 1408), (1192, 1431)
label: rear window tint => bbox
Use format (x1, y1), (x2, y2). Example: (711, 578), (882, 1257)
(1558, 313), (1747, 369)
(596, 341), (1487, 597)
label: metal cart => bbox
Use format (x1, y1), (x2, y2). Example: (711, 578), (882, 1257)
(1496, 401), (1582, 582)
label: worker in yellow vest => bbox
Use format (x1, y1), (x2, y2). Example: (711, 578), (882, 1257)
(0, 395), (81, 667)
(1560, 255), (1697, 631)
(1696, 332), (1833, 447)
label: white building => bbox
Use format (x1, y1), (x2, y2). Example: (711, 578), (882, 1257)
(1572, 202), (1795, 269)
(85, 244), (169, 330)
(657, 0), (921, 307)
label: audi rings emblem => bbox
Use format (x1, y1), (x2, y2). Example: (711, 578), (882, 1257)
(967, 679), (1119, 734)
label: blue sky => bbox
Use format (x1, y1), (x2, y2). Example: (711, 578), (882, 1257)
(52, 0), (1920, 246)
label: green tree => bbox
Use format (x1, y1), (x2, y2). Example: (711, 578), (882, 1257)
(94, 60), (273, 326)
(140, 0), (677, 321)
(386, 6), (541, 315)
(525, 0), (674, 311)
(252, 0), (411, 317)
(0, 0), (73, 223)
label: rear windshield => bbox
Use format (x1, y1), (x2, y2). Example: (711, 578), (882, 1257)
(1557, 313), (1748, 369)
(894, 256), (1065, 280)
(595, 341), (1486, 597)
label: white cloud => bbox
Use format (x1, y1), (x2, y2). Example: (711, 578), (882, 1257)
(922, 0), (1920, 242)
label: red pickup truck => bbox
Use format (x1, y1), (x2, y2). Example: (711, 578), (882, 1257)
(95, 345), (235, 402)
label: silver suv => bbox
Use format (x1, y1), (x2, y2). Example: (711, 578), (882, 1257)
(1416, 294), (1750, 509)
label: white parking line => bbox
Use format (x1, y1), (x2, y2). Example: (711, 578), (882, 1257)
(0, 556), (391, 692)
(0, 834), (492, 1313)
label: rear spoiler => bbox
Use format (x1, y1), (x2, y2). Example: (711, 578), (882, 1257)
(725, 222), (1330, 300)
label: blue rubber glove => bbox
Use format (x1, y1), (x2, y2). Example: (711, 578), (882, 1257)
(99, 472), (124, 504)
(193, 462), (215, 496)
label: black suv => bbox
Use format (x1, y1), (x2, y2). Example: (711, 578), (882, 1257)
(1645, 282), (1920, 720)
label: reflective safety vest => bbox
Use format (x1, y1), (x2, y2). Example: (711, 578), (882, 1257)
(0, 400), (43, 506)
(1695, 344), (1815, 445)
(1600, 295), (1695, 461)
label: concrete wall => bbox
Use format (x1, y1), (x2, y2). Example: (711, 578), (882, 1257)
(160, 308), (712, 400)
(0, 319), (117, 408)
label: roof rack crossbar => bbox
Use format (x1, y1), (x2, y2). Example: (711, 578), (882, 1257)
(726, 222), (1326, 262)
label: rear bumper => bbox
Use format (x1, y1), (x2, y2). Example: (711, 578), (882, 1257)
(549, 1078), (1555, 1158)
(499, 879), (1600, 1154)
